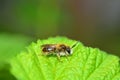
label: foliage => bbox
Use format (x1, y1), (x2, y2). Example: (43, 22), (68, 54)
(10, 37), (120, 80)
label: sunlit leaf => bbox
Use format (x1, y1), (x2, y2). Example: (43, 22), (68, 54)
(10, 37), (120, 80)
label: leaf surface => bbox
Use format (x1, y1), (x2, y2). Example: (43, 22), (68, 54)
(10, 37), (120, 80)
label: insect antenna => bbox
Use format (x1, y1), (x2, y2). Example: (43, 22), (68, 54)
(71, 41), (79, 49)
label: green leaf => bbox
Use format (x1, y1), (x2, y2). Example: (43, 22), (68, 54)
(10, 37), (120, 80)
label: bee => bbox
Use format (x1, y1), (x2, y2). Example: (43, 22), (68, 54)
(41, 42), (78, 60)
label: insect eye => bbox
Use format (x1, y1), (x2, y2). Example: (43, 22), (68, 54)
(66, 48), (71, 54)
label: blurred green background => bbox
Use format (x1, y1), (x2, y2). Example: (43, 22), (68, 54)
(0, 0), (120, 80)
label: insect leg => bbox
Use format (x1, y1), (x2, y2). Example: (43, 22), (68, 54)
(64, 51), (69, 61)
(56, 53), (62, 61)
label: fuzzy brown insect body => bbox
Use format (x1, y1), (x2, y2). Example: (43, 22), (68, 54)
(41, 42), (78, 60)
(41, 44), (71, 54)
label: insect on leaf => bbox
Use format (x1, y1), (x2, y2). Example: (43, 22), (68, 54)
(10, 37), (120, 80)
